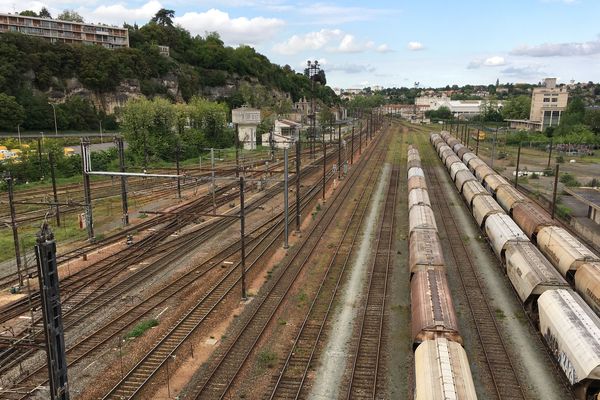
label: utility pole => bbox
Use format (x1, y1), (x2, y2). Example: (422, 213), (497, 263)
(239, 176), (247, 300)
(48, 152), (61, 227)
(211, 148), (216, 214)
(322, 140), (327, 201)
(547, 137), (554, 170)
(514, 142), (522, 188)
(37, 137), (44, 179)
(350, 125), (355, 165)
(80, 139), (94, 241)
(551, 164), (560, 220)
(491, 126), (499, 169)
(35, 223), (69, 400)
(475, 124), (481, 156)
(235, 124), (240, 178)
(175, 142), (181, 199)
(4, 173), (23, 287)
(116, 137), (129, 226)
(295, 140), (301, 232)
(337, 123), (342, 180)
(359, 119), (363, 155)
(283, 148), (289, 249)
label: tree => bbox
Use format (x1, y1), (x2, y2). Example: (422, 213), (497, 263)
(425, 106), (453, 120)
(39, 7), (52, 18)
(0, 93), (25, 130)
(584, 109), (600, 134)
(19, 10), (39, 17)
(151, 9), (175, 27)
(58, 10), (84, 22)
(501, 95), (531, 120)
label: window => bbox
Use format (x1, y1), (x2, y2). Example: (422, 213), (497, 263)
(543, 98), (550, 102)
(552, 98), (558, 102)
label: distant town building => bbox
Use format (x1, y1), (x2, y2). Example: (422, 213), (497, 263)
(507, 78), (568, 132)
(415, 94), (502, 118)
(158, 45), (170, 57)
(232, 106), (261, 150)
(262, 119), (301, 149)
(530, 78), (568, 129)
(0, 12), (129, 49)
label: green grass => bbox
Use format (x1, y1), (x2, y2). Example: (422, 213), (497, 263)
(256, 349), (277, 369)
(124, 319), (159, 339)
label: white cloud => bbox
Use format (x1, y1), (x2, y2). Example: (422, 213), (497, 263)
(174, 9), (284, 45)
(501, 64), (547, 79)
(376, 44), (392, 53)
(299, 4), (400, 25)
(274, 29), (343, 55)
(511, 36), (600, 57)
(84, 0), (162, 25)
(327, 63), (375, 74)
(407, 41), (424, 51)
(467, 56), (507, 69)
(274, 29), (386, 55)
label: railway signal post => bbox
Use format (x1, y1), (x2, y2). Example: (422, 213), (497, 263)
(35, 222), (69, 400)
(4, 172), (23, 286)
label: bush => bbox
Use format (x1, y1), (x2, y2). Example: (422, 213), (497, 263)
(587, 178), (599, 188)
(125, 319), (158, 339)
(530, 173), (539, 179)
(559, 173), (580, 187)
(543, 168), (555, 177)
(257, 349), (277, 369)
(556, 155), (565, 164)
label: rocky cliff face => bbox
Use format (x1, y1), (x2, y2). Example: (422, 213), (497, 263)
(35, 71), (291, 113)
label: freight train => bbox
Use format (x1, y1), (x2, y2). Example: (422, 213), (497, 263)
(407, 146), (478, 399)
(431, 131), (600, 400)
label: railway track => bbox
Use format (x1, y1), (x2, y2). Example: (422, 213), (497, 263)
(345, 162), (399, 399)
(182, 128), (384, 400)
(266, 130), (385, 399)
(1, 147), (337, 397)
(2, 176), (325, 398)
(423, 158), (526, 399)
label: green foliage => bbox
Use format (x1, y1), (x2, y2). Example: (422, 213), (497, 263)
(19, 10), (39, 17)
(556, 204), (572, 219)
(584, 109), (600, 134)
(257, 349), (277, 369)
(57, 10), (84, 22)
(0, 93), (25, 130)
(559, 173), (580, 187)
(502, 95), (531, 120)
(125, 319), (159, 339)
(151, 9), (175, 27)
(425, 106), (453, 120)
(346, 95), (385, 116)
(39, 8), (52, 18)
(120, 96), (231, 163)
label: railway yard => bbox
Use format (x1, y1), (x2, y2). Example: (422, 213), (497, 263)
(2, 118), (600, 400)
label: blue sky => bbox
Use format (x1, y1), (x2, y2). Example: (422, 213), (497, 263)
(3, 0), (600, 89)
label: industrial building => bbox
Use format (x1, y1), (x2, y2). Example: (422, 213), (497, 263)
(0, 12), (129, 49)
(507, 78), (569, 131)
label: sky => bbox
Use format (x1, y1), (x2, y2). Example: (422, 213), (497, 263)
(2, 0), (600, 89)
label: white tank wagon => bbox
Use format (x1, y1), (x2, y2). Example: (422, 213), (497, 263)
(437, 143), (451, 157)
(440, 131), (452, 142)
(445, 154), (462, 170)
(453, 142), (465, 154)
(454, 169), (478, 193)
(450, 162), (469, 181)
(457, 145), (472, 161)
(408, 175), (428, 192)
(462, 152), (477, 166)
(440, 147), (456, 165)
(467, 157), (487, 174)
(537, 226), (600, 280)
(408, 188), (431, 211)
(429, 132), (442, 143)
(414, 338), (478, 400)
(538, 289), (600, 398)
(495, 185), (528, 214)
(482, 174), (511, 197)
(505, 242), (568, 312)
(409, 204), (438, 234)
(461, 180), (489, 208)
(409, 229), (445, 275)
(475, 164), (496, 182)
(408, 167), (425, 180)
(472, 194), (505, 228)
(408, 152), (422, 170)
(575, 263), (600, 317)
(435, 140), (447, 154)
(484, 213), (529, 261)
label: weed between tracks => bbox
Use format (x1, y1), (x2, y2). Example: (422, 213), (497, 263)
(125, 318), (159, 339)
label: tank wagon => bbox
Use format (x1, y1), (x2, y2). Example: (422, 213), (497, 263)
(407, 145), (477, 397)
(432, 131), (600, 399)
